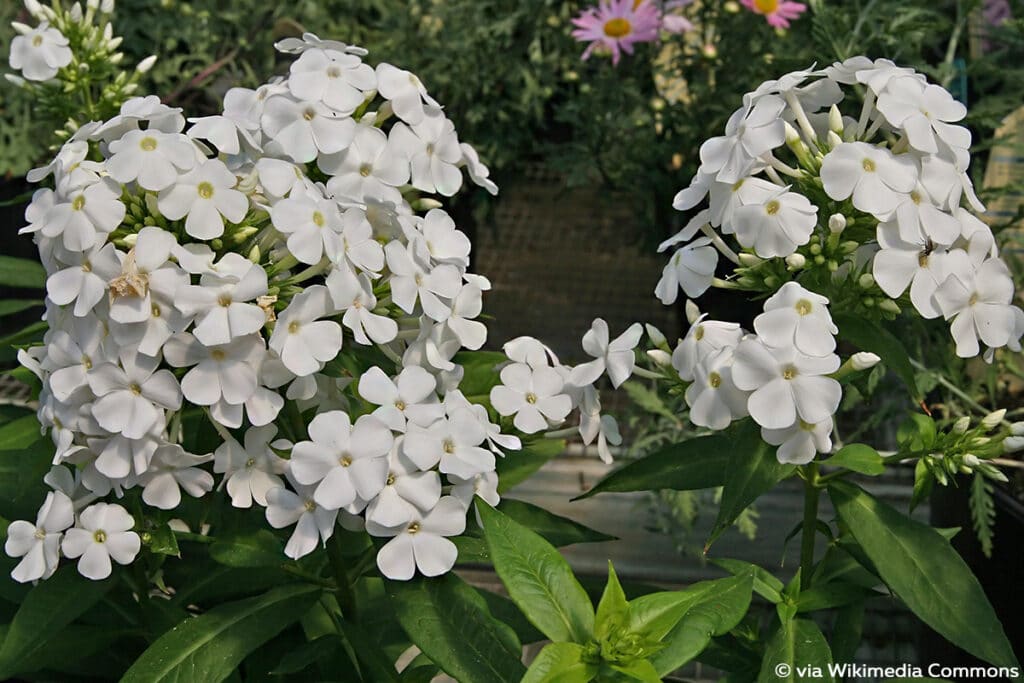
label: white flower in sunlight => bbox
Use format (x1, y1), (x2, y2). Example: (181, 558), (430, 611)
(271, 187), (345, 265)
(872, 221), (966, 320)
(327, 267), (399, 345)
(671, 315), (743, 382)
(391, 108), (463, 196)
(265, 478), (339, 560)
(5, 491), (74, 583)
(685, 347), (749, 431)
(732, 189), (817, 258)
(376, 62), (440, 125)
(762, 417), (833, 465)
(288, 48), (376, 115)
(490, 363), (573, 434)
(162, 332), (264, 407)
(44, 178), (126, 252)
(46, 243), (121, 317)
(157, 159), (249, 240)
(403, 411), (495, 479)
(358, 365), (444, 432)
(754, 282), (838, 357)
(176, 254), (269, 346)
(820, 142), (917, 217)
(876, 76), (968, 155)
(699, 96), (786, 184)
(268, 285), (343, 377)
(106, 129), (198, 192)
(9, 22), (72, 81)
(365, 442), (442, 527)
(138, 444), (214, 510)
(261, 96), (355, 163)
(213, 425), (287, 508)
(61, 503), (140, 580)
(87, 350), (182, 439)
(569, 318), (643, 389)
(322, 122), (409, 203)
(655, 237), (718, 305)
(934, 257), (1022, 358)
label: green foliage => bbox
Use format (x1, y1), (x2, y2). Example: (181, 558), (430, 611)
(829, 480), (1017, 669)
(969, 473), (996, 558)
(821, 444), (886, 476)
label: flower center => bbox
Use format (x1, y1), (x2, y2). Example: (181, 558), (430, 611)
(339, 453), (353, 467)
(709, 372), (722, 388)
(81, 260), (93, 273)
(765, 200), (781, 216)
(303, 108), (316, 121)
(245, 457), (256, 468)
(72, 195), (86, 211)
(139, 136), (158, 152)
(910, 190), (921, 205)
(151, 303), (161, 318)
(82, 354), (93, 370)
(525, 392), (538, 404)
(129, 382), (142, 395)
(694, 325), (705, 341)
(312, 210), (325, 227)
(407, 522), (421, 535)
(32, 35), (43, 47)
(359, 163), (373, 177)
(386, 472), (396, 486)
(753, 0), (780, 12)
(218, 294), (232, 307)
(782, 366), (798, 380)
(197, 182), (215, 199)
(288, 320), (301, 334)
(211, 349), (226, 361)
(304, 499), (317, 511)
(93, 530), (107, 543)
(969, 292), (979, 306)
(918, 252), (929, 268)
(795, 299), (813, 316)
(34, 528), (46, 540)
(442, 439), (456, 454)
(326, 66), (342, 79)
(425, 143), (435, 156)
(603, 17), (632, 38)
(731, 179), (745, 192)
(395, 400), (406, 411)
(861, 158), (876, 172)
(799, 419), (815, 431)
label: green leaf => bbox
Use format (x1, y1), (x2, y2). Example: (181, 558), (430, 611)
(796, 581), (881, 613)
(757, 618), (834, 682)
(708, 420), (794, 548)
(0, 415), (44, 450)
(574, 433), (727, 500)
(829, 480), (1017, 669)
(833, 313), (919, 398)
(610, 658), (662, 683)
(910, 458), (934, 513)
(625, 591), (693, 643)
(595, 562), (628, 640)
(387, 573), (525, 683)
(0, 300), (42, 317)
(478, 501), (595, 645)
(0, 567), (114, 678)
(620, 381), (677, 422)
(208, 530), (285, 568)
(145, 523), (181, 557)
(337, 619), (404, 683)
(478, 588), (546, 645)
(269, 635), (335, 675)
(0, 257), (46, 290)
(121, 583), (320, 683)
(649, 574), (753, 676)
(821, 444), (885, 476)
(497, 438), (565, 493)
(452, 351), (508, 397)
(521, 642), (596, 683)
(897, 413), (936, 450)
(830, 602), (864, 664)
(500, 499), (615, 546)
(712, 559), (784, 603)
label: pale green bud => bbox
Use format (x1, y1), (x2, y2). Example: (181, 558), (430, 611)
(878, 299), (901, 315)
(962, 453), (981, 468)
(738, 252), (762, 267)
(136, 55), (157, 74)
(1011, 421), (1024, 436)
(851, 352), (881, 371)
(644, 323), (667, 348)
(827, 130), (843, 149)
(952, 416), (971, 434)
(828, 104), (843, 134)
(828, 213), (846, 234)
(785, 253), (806, 269)
(646, 349), (672, 367)
(685, 300), (701, 324)
(1003, 435), (1024, 453)
(858, 273), (875, 289)
(981, 409), (1006, 429)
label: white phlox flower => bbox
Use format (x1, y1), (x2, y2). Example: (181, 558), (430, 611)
(577, 385), (622, 464)
(61, 502), (140, 580)
(671, 313), (744, 382)
(326, 267), (398, 345)
(384, 240), (462, 321)
(699, 96), (786, 184)
(163, 332), (265, 407)
(365, 440), (442, 528)
(176, 253), (269, 346)
(106, 129), (198, 192)
(655, 237), (718, 305)
(87, 349), (182, 439)
(213, 425), (287, 508)
(261, 96), (356, 163)
(9, 22), (72, 81)
(376, 62), (440, 125)
(934, 257), (1023, 358)
(731, 338), (842, 430)
(732, 189), (817, 258)
(270, 186), (345, 265)
(444, 390), (521, 454)
(138, 444), (215, 510)
(367, 495), (466, 580)
(685, 346), (750, 431)
(358, 365), (444, 432)
(321, 122), (409, 203)
(762, 417), (834, 465)
(753, 282), (838, 357)
(157, 159), (249, 240)
(5, 491), (74, 583)
(490, 363), (573, 434)
(876, 76), (969, 155)
(288, 48), (376, 116)
(872, 221), (966, 319)
(820, 142), (917, 217)
(391, 108), (463, 196)
(265, 476), (339, 560)
(43, 178), (126, 252)
(46, 242), (121, 317)
(402, 411), (495, 479)
(569, 318), (643, 388)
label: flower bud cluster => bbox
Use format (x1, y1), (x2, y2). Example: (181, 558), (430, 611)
(8, 34), (508, 583)
(662, 58), (1023, 361)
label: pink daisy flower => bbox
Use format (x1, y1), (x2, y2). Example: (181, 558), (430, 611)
(571, 0), (662, 66)
(740, 0), (808, 29)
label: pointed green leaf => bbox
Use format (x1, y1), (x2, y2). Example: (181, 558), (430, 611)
(479, 502), (595, 644)
(0, 566), (113, 679)
(387, 573), (525, 683)
(0, 257), (46, 290)
(712, 558), (784, 603)
(829, 480), (1017, 669)
(498, 438), (566, 492)
(649, 573), (753, 676)
(595, 562), (628, 639)
(120, 583), (320, 683)
(500, 499), (615, 546)
(833, 313), (919, 398)
(757, 618), (834, 682)
(830, 602), (864, 664)
(708, 420), (794, 548)
(0, 300), (42, 317)
(574, 433), (728, 500)
(521, 642), (597, 683)
(611, 658), (662, 683)
(822, 444), (885, 476)
(209, 530), (285, 568)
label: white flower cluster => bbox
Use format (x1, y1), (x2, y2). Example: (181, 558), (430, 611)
(662, 57), (1024, 361)
(8, 33), (509, 583)
(7, 0), (154, 86)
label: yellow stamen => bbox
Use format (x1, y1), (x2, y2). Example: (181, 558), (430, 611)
(603, 18), (632, 38)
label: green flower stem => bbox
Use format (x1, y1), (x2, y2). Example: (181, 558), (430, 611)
(544, 427), (579, 439)
(326, 533), (358, 622)
(800, 462), (821, 589)
(631, 366), (665, 381)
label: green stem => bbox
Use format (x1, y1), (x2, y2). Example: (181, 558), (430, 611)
(800, 463), (821, 589)
(326, 533), (358, 622)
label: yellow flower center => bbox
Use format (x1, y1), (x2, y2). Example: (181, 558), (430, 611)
(408, 522), (421, 534)
(443, 439), (456, 454)
(140, 136), (158, 152)
(72, 195), (86, 211)
(359, 163), (373, 177)
(709, 372), (722, 388)
(312, 211), (325, 227)
(32, 35), (44, 47)
(218, 294), (232, 307)
(93, 530), (107, 543)
(151, 303), (161, 318)
(303, 108), (316, 121)
(304, 500), (317, 512)
(339, 454), (353, 467)
(799, 419), (815, 431)
(525, 392), (538, 404)
(754, 0), (780, 12)
(765, 200), (781, 216)
(861, 158), (876, 172)
(211, 349), (226, 361)
(782, 366), (798, 380)
(695, 325), (705, 341)
(395, 400), (406, 411)
(129, 382), (142, 395)
(197, 182), (215, 199)
(288, 321), (300, 334)
(795, 299), (813, 316)
(603, 18), (632, 38)
(386, 473), (396, 486)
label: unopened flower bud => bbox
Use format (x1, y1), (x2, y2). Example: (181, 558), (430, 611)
(828, 214), (847, 234)
(972, 437), (991, 446)
(783, 121), (802, 144)
(1011, 421), (1024, 436)
(4, 74), (26, 88)
(978, 463), (1009, 483)
(763, 276), (779, 289)
(851, 352), (881, 371)
(70, 2), (83, 22)
(828, 104), (843, 134)
(110, 52), (124, 64)
(122, 233), (138, 248)
(412, 198), (443, 211)
(827, 131), (843, 149)
(878, 299), (901, 315)
(1003, 436), (1024, 453)
(738, 252), (762, 267)
(685, 299), (701, 324)
(785, 253), (806, 269)
(11, 22), (33, 37)
(981, 409), (1006, 429)
(644, 323), (667, 348)
(136, 55), (157, 74)
(809, 243), (822, 255)
(646, 349), (672, 367)
(963, 453), (981, 468)
(108, 36), (124, 50)
(87, 0), (100, 9)
(952, 416), (971, 434)
(101, 0), (114, 12)
(840, 240), (859, 254)
(858, 273), (875, 289)
(24, 0), (45, 17)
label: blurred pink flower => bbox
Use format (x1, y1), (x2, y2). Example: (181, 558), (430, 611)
(571, 0), (662, 65)
(740, 0), (807, 29)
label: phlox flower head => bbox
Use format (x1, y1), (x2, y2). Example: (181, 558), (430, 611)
(571, 0), (661, 66)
